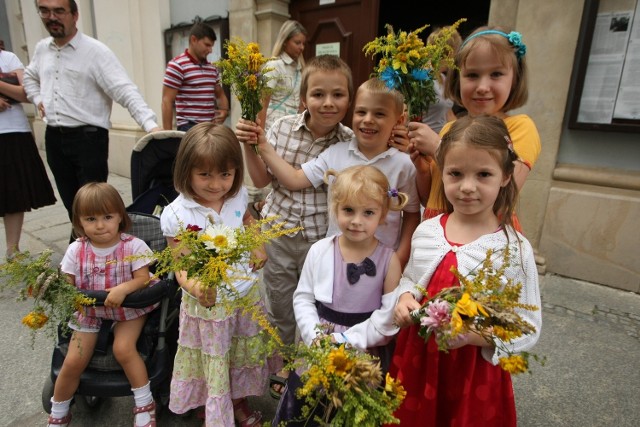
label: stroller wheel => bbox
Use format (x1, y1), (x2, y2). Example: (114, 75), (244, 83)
(42, 376), (54, 413)
(76, 394), (103, 411)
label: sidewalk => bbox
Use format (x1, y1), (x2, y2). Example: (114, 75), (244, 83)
(1, 154), (639, 426)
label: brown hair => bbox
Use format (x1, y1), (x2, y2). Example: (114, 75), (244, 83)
(445, 26), (529, 112)
(324, 165), (408, 223)
(357, 78), (405, 116)
(299, 54), (354, 103)
(173, 123), (244, 200)
(435, 115), (519, 230)
(71, 182), (131, 237)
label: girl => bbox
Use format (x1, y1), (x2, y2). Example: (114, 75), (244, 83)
(405, 26), (541, 226)
(257, 20), (307, 131)
(48, 182), (157, 427)
(390, 115), (542, 426)
(160, 123), (275, 427)
(274, 165), (406, 425)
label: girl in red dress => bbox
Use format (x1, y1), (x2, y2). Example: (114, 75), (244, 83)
(389, 115), (542, 426)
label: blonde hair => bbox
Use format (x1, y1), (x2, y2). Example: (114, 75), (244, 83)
(71, 182), (131, 237)
(445, 26), (529, 112)
(324, 165), (408, 223)
(272, 20), (308, 67)
(173, 123), (244, 200)
(299, 55), (354, 104)
(427, 26), (462, 84)
(357, 78), (405, 116)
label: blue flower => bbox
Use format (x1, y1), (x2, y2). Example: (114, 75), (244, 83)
(507, 31), (527, 59)
(381, 67), (402, 90)
(411, 68), (431, 82)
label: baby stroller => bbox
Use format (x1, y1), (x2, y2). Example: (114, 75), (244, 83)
(129, 130), (184, 215)
(42, 131), (185, 416)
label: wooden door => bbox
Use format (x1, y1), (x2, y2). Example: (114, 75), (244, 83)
(290, 0), (380, 127)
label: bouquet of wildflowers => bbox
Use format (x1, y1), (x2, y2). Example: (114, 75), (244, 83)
(281, 334), (406, 426)
(410, 247), (544, 374)
(149, 215), (300, 347)
(216, 37), (273, 153)
(0, 250), (95, 343)
(363, 19), (465, 121)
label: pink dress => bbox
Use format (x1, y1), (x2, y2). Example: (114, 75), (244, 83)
(61, 234), (158, 330)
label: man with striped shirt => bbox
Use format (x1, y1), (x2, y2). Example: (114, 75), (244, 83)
(162, 22), (229, 131)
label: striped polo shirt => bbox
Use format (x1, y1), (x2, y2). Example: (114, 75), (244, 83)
(163, 50), (221, 126)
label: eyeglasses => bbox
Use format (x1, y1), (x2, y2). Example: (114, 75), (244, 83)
(37, 7), (70, 18)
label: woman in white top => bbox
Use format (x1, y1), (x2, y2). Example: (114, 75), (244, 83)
(257, 20), (307, 132)
(0, 49), (55, 259)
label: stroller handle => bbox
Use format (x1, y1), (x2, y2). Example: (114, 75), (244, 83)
(80, 279), (178, 309)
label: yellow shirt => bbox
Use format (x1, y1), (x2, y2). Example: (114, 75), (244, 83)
(424, 114), (541, 217)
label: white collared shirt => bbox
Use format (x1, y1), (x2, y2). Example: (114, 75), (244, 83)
(23, 31), (158, 131)
(300, 139), (420, 249)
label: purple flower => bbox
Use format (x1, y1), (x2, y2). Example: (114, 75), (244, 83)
(420, 299), (451, 332)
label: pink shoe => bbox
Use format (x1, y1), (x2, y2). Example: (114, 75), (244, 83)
(132, 401), (156, 427)
(47, 413), (71, 426)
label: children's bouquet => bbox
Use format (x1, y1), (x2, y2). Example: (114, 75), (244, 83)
(281, 334), (406, 426)
(149, 215), (300, 347)
(0, 250), (95, 343)
(363, 19), (465, 121)
(410, 247), (544, 374)
(216, 37), (273, 153)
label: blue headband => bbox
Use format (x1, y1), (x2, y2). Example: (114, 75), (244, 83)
(461, 30), (527, 60)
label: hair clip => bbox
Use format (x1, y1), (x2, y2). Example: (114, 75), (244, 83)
(388, 188), (399, 198)
(461, 30), (527, 60)
(504, 135), (515, 153)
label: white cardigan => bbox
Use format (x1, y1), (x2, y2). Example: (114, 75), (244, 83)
(293, 235), (399, 349)
(396, 215), (542, 365)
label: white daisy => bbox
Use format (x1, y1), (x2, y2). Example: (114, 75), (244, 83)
(201, 224), (237, 254)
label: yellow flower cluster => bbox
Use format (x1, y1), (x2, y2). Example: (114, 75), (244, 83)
(216, 38), (273, 123)
(286, 337), (406, 426)
(1, 250), (96, 344)
(363, 19), (466, 120)
(411, 247), (543, 375)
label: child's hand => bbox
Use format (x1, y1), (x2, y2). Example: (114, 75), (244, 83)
(249, 246), (267, 271)
(408, 143), (433, 175)
(393, 292), (421, 328)
(189, 283), (217, 308)
(104, 285), (128, 308)
(235, 118), (265, 147)
(407, 122), (440, 157)
(446, 333), (470, 350)
(388, 124), (410, 152)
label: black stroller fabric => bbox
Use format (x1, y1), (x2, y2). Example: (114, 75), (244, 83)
(129, 130), (183, 214)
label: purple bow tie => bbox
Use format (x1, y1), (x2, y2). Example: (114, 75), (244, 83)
(346, 257), (376, 284)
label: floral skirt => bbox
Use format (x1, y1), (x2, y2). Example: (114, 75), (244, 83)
(169, 286), (281, 427)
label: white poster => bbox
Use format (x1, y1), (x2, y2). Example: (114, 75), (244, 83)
(613, 2), (640, 119)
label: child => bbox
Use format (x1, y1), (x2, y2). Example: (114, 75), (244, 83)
(404, 26), (541, 226)
(242, 78), (421, 267)
(235, 54), (355, 398)
(48, 182), (158, 427)
(390, 115), (542, 426)
(160, 123), (275, 427)
(274, 165), (406, 426)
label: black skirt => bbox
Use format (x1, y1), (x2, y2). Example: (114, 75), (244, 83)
(0, 132), (56, 216)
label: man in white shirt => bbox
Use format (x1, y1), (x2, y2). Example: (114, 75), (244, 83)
(23, 0), (161, 222)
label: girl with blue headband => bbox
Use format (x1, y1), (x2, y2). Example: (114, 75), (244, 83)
(405, 26), (541, 232)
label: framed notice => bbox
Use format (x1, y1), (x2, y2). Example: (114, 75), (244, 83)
(568, 0), (640, 132)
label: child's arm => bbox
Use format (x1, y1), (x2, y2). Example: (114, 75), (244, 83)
(243, 210), (267, 271)
(334, 253), (403, 350)
(410, 147), (433, 206)
(388, 123), (410, 152)
(293, 244), (324, 346)
(235, 118), (272, 188)
(235, 118), (312, 190)
(104, 265), (152, 308)
(396, 210), (420, 268)
(407, 121), (440, 158)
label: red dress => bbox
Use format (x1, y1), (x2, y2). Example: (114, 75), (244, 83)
(388, 218), (516, 426)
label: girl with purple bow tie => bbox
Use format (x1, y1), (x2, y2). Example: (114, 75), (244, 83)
(294, 165), (408, 366)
